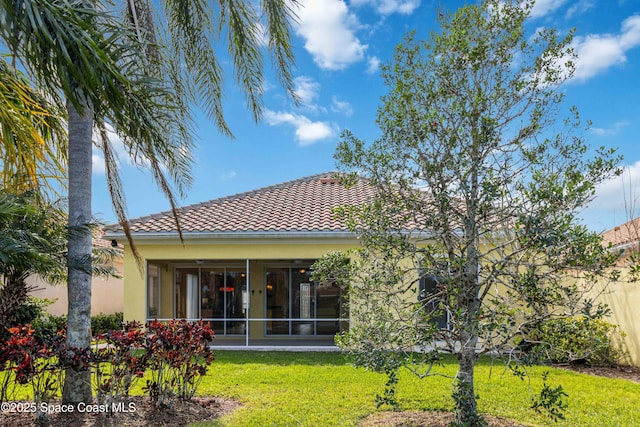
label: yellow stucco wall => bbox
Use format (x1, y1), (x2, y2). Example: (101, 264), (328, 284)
(122, 238), (358, 325)
(122, 237), (640, 366)
(588, 273), (640, 367)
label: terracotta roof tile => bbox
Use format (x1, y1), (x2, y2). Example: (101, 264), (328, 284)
(601, 217), (640, 247)
(108, 172), (376, 234)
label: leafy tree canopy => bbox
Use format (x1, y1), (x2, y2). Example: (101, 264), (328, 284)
(315, 0), (622, 424)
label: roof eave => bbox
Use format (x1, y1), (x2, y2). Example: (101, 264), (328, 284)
(103, 230), (358, 241)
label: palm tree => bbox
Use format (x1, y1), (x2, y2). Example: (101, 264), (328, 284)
(0, 0), (297, 403)
(0, 191), (67, 335)
(0, 189), (116, 338)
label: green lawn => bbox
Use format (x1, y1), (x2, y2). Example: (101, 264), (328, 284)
(180, 352), (639, 427)
(5, 351), (639, 426)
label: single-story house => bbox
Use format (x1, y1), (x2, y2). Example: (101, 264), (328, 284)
(104, 172), (375, 346)
(104, 172), (639, 363)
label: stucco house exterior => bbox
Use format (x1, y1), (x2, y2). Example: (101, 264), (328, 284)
(104, 172), (374, 346)
(102, 171), (639, 364)
(596, 219), (640, 366)
(28, 236), (124, 316)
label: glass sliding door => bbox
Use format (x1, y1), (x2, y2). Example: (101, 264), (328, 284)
(225, 269), (247, 334)
(291, 268), (314, 335)
(316, 282), (342, 334)
(265, 268), (288, 334)
(265, 265), (344, 336)
(147, 263), (161, 319)
(200, 269), (224, 333)
(176, 265), (247, 335)
(175, 268), (199, 319)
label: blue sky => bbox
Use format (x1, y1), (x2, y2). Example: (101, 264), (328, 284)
(92, 0), (640, 233)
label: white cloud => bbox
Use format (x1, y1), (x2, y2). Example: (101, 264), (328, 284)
(590, 121), (629, 136)
(528, 26), (546, 43)
(565, 0), (595, 19)
(294, 0), (367, 70)
(220, 171), (237, 181)
(294, 76), (321, 105)
(571, 15), (640, 81)
(264, 109), (337, 145)
(620, 15), (640, 48)
(331, 96), (354, 116)
(92, 125), (127, 176)
(366, 56), (381, 74)
(582, 161), (640, 231)
(92, 152), (106, 175)
(255, 22), (268, 47)
(529, 0), (569, 19)
(351, 0), (420, 15)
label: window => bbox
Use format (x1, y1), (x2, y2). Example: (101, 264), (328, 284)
(418, 274), (449, 330)
(147, 263), (161, 319)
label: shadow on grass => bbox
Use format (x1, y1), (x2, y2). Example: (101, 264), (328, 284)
(213, 350), (351, 366)
(213, 350), (557, 374)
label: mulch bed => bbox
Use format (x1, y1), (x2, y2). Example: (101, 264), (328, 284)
(555, 363), (640, 383)
(0, 396), (240, 426)
(360, 412), (530, 426)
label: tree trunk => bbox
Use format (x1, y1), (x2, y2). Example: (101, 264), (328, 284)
(0, 275), (29, 334)
(453, 299), (483, 422)
(62, 99), (93, 404)
(454, 335), (484, 426)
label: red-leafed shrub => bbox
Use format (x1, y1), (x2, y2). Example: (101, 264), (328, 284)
(143, 319), (214, 407)
(0, 325), (70, 421)
(1, 318), (215, 420)
(93, 321), (148, 414)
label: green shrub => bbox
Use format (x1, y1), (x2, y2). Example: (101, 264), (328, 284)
(7, 298), (62, 344)
(11, 297), (51, 326)
(91, 312), (123, 335)
(31, 314), (66, 344)
(31, 312), (124, 343)
(29, 312), (123, 343)
(527, 317), (626, 366)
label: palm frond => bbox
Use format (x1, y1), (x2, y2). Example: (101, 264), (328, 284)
(0, 57), (67, 192)
(262, 0), (299, 104)
(0, 190), (67, 283)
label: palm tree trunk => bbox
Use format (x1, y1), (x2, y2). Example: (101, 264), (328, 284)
(62, 99), (93, 404)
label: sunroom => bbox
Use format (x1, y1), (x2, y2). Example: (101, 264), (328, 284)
(104, 173), (375, 347)
(144, 258), (348, 346)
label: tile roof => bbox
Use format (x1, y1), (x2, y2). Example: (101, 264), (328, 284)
(601, 216), (640, 248)
(93, 236), (116, 249)
(92, 229), (123, 253)
(107, 172), (376, 235)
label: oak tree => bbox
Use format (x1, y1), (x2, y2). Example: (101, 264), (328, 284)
(317, 1), (621, 424)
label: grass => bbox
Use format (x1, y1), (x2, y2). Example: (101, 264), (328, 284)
(182, 352), (639, 427)
(6, 352), (640, 426)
